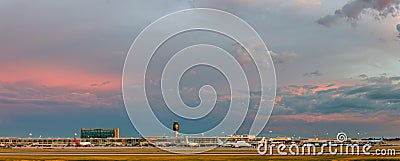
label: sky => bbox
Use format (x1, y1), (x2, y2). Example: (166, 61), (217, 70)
(0, 0), (400, 138)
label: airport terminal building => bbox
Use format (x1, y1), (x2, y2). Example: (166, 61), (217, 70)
(80, 128), (119, 138)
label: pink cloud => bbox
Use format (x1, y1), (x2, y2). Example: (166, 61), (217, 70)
(280, 87), (307, 96)
(0, 60), (120, 90)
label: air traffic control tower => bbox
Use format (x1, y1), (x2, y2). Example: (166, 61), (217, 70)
(173, 122), (179, 138)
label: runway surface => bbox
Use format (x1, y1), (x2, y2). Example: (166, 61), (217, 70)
(0, 152), (261, 156)
(1, 152), (398, 156)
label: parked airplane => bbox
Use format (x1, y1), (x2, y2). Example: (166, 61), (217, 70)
(368, 137), (384, 144)
(217, 138), (252, 148)
(73, 138), (92, 147)
(111, 142), (123, 146)
(149, 141), (175, 147)
(217, 137), (236, 147)
(232, 140), (252, 148)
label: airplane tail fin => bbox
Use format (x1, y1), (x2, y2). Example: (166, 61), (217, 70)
(185, 136), (189, 144)
(216, 137), (223, 145)
(73, 137), (81, 146)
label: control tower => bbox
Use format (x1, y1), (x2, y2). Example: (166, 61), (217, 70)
(173, 122), (179, 138)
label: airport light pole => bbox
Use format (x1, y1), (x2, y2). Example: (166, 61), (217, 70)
(313, 134), (318, 141)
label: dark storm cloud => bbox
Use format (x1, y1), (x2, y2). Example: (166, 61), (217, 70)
(389, 76), (400, 81)
(366, 76), (393, 84)
(326, 84), (336, 87)
(274, 75), (400, 116)
(100, 81), (111, 86)
(379, 73), (387, 76)
(270, 51), (299, 64)
(268, 78), (400, 137)
(90, 81), (111, 87)
(345, 86), (373, 95)
(303, 70), (322, 77)
(359, 74), (368, 79)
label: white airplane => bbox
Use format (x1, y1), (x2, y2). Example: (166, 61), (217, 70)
(232, 140), (252, 148)
(111, 142), (123, 146)
(185, 136), (200, 147)
(217, 138), (251, 148)
(149, 141), (174, 147)
(368, 137), (384, 144)
(217, 137), (236, 147)
(73, 138), (92, 147)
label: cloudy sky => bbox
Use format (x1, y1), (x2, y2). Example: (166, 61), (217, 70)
(1, 0), (400, 138)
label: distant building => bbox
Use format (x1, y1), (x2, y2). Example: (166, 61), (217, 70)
(80, 128), (119, 138)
